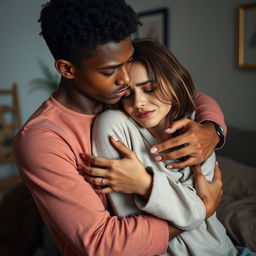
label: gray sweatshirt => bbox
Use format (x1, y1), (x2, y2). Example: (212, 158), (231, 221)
(92, 109), (236, 256)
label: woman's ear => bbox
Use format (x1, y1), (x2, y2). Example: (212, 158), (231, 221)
(54, 59), (76, 79)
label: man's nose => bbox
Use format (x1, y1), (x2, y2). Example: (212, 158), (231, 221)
(115, 65), (131, 86)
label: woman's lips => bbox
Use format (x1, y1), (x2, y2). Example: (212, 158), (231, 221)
(137, 110), (155, 118)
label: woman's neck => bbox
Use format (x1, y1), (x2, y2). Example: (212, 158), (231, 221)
(147, 118), (171, 140)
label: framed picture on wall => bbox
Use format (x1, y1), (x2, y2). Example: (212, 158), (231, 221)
(135, 8), (169, 47)
(238, 3), (256, 69)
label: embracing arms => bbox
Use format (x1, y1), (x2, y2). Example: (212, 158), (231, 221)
(86, 110), (221, 230)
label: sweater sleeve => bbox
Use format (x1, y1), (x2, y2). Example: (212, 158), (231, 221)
(13, 126), (169, 256)
(195, 92), (227, 148)
(92, 110), (214, 231)
(135, 153), (216, 231)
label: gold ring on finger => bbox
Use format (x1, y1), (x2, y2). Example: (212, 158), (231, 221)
(101, 177), (105, 186)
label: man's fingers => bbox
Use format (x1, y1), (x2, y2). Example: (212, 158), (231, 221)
(212, 162), (223, 189)
(151, 134), (188, 154)
(213, 162), (222, 181)
(109, 136), (134, 158)
(155, 145), (199, 163)
(166, 157), (200, 169)
(191, 164), (203, 176)
(164, 118), (191, 134)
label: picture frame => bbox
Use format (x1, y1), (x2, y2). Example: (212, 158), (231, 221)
(238, 3), (256, 69)
(136, 8), (169, 47)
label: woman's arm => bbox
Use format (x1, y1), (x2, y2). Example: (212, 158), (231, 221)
(134, 153), (216, 230)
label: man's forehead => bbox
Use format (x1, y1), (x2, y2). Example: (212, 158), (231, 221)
(96, 37), (133, 56)
(85, 38), (134, 67)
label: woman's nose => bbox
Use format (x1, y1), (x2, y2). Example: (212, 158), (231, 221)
(133, 91), (146, 108)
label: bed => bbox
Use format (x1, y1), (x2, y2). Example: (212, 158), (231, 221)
(216, 126), (256, 252)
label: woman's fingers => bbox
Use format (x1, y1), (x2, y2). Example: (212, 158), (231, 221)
(81, 136), (135, 169)
(79, 165), (108, 177)
(95, 186), (114, 194)
(109, 136), (135, 159)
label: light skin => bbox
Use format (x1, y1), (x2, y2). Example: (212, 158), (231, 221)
(80, 61), (223, 218)
(53, 36), (222, 238)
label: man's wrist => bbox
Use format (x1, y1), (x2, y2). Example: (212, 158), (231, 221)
(202, 121), (225, 148)
(212, 122), (225, 148)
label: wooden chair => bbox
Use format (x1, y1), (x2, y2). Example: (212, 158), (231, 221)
(0, 83), (23, 196)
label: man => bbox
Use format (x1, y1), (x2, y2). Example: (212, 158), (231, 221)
(13, 0), (224, 255)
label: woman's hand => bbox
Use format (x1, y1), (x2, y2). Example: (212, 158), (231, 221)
(192, 162), (223, 219)
(79, 136), (153, 199)
(150, 118), (219, 169)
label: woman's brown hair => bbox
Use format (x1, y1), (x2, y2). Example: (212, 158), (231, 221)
(132, 38), (196, 121)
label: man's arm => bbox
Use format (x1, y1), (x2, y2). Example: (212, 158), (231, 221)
(149, 92), (226, 169)
(13, 128), (169, 256)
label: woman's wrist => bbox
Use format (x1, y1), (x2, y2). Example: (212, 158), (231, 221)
(138, 172), (153, 200)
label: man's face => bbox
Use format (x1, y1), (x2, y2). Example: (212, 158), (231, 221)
(73, 37), (134, 104)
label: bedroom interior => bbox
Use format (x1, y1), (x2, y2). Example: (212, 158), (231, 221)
(0, 0), (255, 255)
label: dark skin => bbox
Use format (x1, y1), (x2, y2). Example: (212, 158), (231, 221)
(53, 36), (222, 240)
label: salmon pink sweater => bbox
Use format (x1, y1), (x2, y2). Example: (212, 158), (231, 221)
(13, 93), (226, 256)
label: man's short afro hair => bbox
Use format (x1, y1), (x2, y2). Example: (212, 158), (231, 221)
(39, 0), (140, 64)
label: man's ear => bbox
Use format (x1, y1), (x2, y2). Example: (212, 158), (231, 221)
(54, 59), (76, 79)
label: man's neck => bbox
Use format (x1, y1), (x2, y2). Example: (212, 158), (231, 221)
(53, 79), (104, 115)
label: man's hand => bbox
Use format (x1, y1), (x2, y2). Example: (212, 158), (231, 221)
(192, 163), (223, 219)
(168, 225), (183, 240)
(150, 118), (219, 169)
(79, 136), (153, 199)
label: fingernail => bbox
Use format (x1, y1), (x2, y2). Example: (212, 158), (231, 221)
(111, 135), (119, 142)
(216, 161), (219, 166)
(164, 128), (173, 134)
(155, 155), (162, 161)
(150, 147), (158, 153)
(166, 164), (173, 169)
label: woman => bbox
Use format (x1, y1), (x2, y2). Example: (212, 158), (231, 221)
(89, 39), (237, 255)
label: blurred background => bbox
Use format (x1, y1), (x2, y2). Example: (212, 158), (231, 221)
(0, 0), (256, 255)
(1, 0), (256, 177)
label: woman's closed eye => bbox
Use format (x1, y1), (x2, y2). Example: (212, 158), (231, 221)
(142, 83), (156, 93)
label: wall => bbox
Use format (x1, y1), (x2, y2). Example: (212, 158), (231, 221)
(127, 0), (256, 131)
(0, 0), (256, 176)
(1, 0), (255, 129)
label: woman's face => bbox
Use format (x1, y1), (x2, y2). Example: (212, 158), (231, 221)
(121, 62), (171, 134)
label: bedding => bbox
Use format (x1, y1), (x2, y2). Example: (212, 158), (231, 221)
(216, 155), (256, 252)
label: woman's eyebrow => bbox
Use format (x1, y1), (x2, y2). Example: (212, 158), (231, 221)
(134, 80), (154, 86)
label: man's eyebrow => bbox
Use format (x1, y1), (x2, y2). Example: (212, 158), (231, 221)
(134, 80), (155, 86)
(98, 52), (134, 70)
